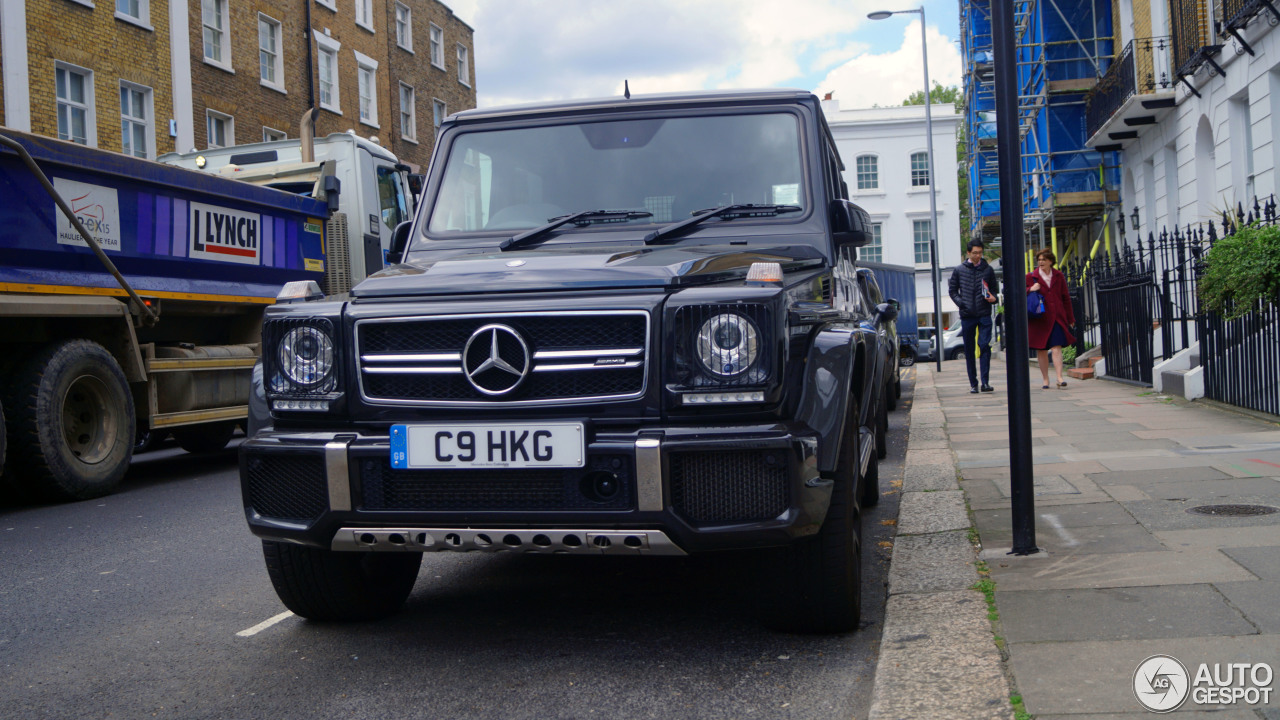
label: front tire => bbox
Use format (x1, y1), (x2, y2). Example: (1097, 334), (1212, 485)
(262, 540), (422, 621)
(2, 340), (134, 501)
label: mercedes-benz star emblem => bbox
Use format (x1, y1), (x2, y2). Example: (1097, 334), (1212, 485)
(462, 324), (531, 396)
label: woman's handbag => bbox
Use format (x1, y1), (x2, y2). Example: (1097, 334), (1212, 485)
(1027, 290), (1046, 318)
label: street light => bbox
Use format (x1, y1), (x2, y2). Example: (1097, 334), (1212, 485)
(869, 6), (943, 372)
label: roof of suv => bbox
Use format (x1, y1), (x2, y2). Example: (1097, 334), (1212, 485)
(447, 88), (817, 124)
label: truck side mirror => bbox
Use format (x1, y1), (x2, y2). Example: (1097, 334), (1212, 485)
(407, 174), (425, 196)
(322, 175), (341, 214)
(387, 220), (412, 265)
(876, 302), (898, 322)
(830, 199), (870, 247)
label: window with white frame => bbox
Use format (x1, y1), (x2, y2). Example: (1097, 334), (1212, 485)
(202, 0), (231, 68)
(119, 82), (152, 159)
(355, 0), (373, 31)
(855, 155), (878, 190)
(457, 44), (470, 85)
(56, 64), (93, 146)
(259, 14), (284, 90)
(433, 98), (446, 127)
(116, 0), (149, 26)
(913, 219), (932, 264)
(355, 52), (379, 126)
(910, 151), (930, 187)
(399, 84), (416, 141)
(206, 110), (233, 149)
(429, 24), (444, 69)
(862, 223), (883, 263)
(315, 32), (341, 113)
(263, 126), (286, 142)
(395, 3), (412, 51)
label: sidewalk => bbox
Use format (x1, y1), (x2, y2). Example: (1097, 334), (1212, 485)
(871, 358), (1280, 719)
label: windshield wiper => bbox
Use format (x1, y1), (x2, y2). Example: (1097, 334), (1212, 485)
(643, 204), (802, 245)
(499, 209), (653, 251)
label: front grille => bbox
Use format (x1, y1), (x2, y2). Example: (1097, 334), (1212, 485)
(358, 454), (634, 511)
(356, 311), (649, 405)
(670, 450), (789, 525)
(244, 454), (328, 524)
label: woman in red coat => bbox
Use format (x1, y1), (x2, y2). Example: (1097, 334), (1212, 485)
(1026, 249), (1076, 389)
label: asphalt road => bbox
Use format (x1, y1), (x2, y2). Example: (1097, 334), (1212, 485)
(0, 373), (911, 720)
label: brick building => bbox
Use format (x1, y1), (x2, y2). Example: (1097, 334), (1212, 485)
(1, 0), (475, 170)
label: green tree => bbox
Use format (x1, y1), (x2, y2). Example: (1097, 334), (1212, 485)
(902, 83), (970, 250)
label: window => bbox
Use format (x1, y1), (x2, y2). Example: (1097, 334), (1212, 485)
(862, 223), (883, 263)
(855, 155), (878, 190)
(355, 52), (379, 127)
(314, 32), (342, 113)
(56, 64), (93, 146)
(457, 44), (470, 85)
(206, 110), (233, 148)
(395, 3), (412, 51)
(911, 152), (930, 187)
(429, 24), (444, 68)
(399, 84), (416, 141)
(433, 99), (446, 127)
(259, 14), (283, 90)
(119, 82), (152, 159)
(355, 0), (373, 31)
(116, 0), (149, 26)
(913, 219), (932, 264)
(202, 0), (231, 68)
(263, 127), (286, 142)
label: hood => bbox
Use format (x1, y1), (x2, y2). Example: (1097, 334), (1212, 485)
(351, 244), (826, 298)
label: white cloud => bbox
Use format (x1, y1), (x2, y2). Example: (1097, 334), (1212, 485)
(812, 20), (963, 109)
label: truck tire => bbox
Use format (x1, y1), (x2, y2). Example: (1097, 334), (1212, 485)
(262, 540), (422, 621)
(3, 340), (135, 501)
(899, 352), (915, 368)
(861, 451), (880, 507)
(172, 421), (236, 454)
(760, 404), (863, 633)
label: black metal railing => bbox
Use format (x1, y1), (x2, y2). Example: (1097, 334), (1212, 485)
(1085, 37), (1174, 140)
(1223, 0), (1270, 31)
(1170, 0), (1219, 78)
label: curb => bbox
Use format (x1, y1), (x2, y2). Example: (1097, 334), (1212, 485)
(867, 367), (1015, 720)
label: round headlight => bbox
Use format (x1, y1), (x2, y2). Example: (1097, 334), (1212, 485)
(696, 313), (759, 376)
(278, 326), (334, 386)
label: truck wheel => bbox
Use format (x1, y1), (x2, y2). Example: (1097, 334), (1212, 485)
(262, 540), (422, 621)
(875, 399), (888, 460)
(760, 405), (863, 633)
(3, 340), (134, 501)
(172, 422), (236, 454)
(861, 451), (880, 507)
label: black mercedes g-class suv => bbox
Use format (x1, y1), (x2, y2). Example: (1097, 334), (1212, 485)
(241, 89), (894, 633)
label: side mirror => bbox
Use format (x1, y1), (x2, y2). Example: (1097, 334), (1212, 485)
(888, 298), (901, 312)
(830, 199), (871, 247)
(387, 220), (412, 265)
(876, 302), (898, 322)
(322, 174), (342, 214)
(407, 173), (425, 196)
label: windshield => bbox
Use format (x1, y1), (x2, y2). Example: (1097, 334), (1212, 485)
(427, 112), (806, 236)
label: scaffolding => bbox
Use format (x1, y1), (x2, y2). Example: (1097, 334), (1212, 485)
(962, 0), (1121, 257)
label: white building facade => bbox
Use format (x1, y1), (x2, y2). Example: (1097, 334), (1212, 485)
(822, 101), (964, 328)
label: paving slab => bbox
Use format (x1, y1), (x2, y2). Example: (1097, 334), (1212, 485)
(1222, 546), (1280, 580)
(1143, 478), (1280, 501)
(1007, 635), (1280, 716)
(989, 474), (1081, 498)
(978, 521), (1168, 556)
(1121, 498), (1280, 532)
(905, 448), (955, 466)
(996, 585), (1257, 643)
(975, 502), (1138, 529)
(1213, 580), (1280, 633)
(908, 426), (947, 443)
(1155, 525), (1280, 550)
(902, 463), (958, 492)
(887, 531), (980, 594)
(868, 591), (1013, 720)
(985, 549), (1256, 591)
(1086, 467), (1232, 485)
(896, 491), (969, 535)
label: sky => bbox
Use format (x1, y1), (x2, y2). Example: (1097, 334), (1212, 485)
(444, 0), (964, 111)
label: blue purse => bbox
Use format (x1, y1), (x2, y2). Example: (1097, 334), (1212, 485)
(1027, 290), (1045, 318)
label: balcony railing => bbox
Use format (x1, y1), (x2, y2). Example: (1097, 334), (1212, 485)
(1085, 37), (1173, 141)
(1170, 0), (1221, 79)
(1222, 0), (1275, 32)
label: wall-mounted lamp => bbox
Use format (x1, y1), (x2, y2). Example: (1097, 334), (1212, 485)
(1130, 206), (1140, 231)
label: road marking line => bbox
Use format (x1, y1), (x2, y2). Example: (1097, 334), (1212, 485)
(237, 611), (295, 637)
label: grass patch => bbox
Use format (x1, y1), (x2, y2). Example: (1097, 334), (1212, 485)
(1010, 694), (1032, 720)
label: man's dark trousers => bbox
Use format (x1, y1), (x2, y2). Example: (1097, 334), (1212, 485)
(960, 315), (992, 388)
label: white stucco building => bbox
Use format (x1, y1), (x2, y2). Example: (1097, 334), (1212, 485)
(822, 100), (964, 328)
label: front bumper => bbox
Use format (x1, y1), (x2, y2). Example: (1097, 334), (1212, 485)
(239, 422), (828, 555)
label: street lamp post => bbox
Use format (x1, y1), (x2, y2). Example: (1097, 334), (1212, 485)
(869, 6), (943, 372)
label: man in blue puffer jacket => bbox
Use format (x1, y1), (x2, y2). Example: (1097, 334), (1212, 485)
(947, 239), (1000, 393)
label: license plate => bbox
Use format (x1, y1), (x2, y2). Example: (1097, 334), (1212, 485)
(390, 422), (585, 469)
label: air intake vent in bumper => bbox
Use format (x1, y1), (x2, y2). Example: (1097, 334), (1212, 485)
(670, 450), (789, 525)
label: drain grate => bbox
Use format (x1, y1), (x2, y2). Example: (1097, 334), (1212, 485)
(1186, 504), (1279, 517)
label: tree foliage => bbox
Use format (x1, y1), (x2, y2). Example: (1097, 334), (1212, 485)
(1199, 222), (1280, 319)
(902, 83), (963, 107)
